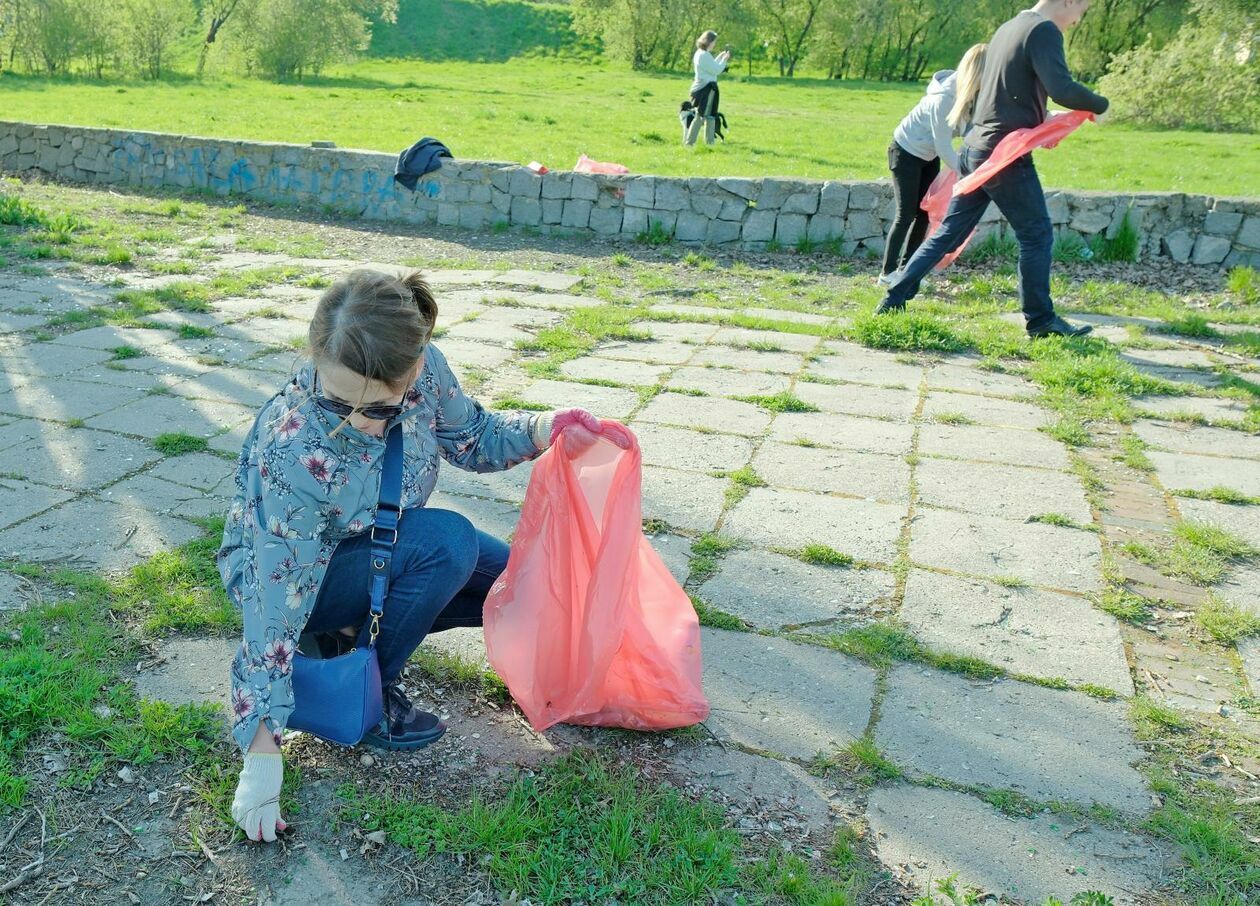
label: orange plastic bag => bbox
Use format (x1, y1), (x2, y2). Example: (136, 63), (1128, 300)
(919, 110), (1095, 270)
(483, 421), (709, 732)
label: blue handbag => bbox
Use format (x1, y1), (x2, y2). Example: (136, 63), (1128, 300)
(288, 422), (404, 746)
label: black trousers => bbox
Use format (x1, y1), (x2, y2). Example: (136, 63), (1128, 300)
(882, 141), (941, 276)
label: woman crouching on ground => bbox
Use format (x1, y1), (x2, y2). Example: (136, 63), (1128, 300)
(218, 267), (607, 843)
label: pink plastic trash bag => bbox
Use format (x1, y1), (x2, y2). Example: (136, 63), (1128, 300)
(919, 110), (1095, 270)
(574, 154), (630, 175)
(955, 109), (1093, 195)
(483, 421), (709, 733)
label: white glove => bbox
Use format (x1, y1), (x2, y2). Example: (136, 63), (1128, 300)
(231, 753), (286, 842)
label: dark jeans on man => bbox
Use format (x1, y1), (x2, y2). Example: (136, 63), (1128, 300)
(304, 507), (509, 685)
(882, 141), (940, 276)
(884, 145), (1056, 333)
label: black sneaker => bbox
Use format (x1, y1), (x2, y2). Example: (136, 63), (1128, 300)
(1028, 316), (1093, 339)
(875, 299), (906, 315)
(363, 683), (447, 751)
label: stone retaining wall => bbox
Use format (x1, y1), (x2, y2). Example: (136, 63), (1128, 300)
(3, 120), (1257, 267)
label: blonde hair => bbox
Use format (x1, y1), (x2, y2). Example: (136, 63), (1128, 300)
(947, 43), (988, 132)
(696, 31), (717, 52)
(309, 268), (437, 401)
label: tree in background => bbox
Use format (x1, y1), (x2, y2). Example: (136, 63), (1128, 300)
(757, 0), (824, 77)
(10, 0), (89, 73)
(230, 0), (397, 79)
(1068, 0), (1186, 80)
(571, 0), (747, 71)
(1100, 0), (1259, 131)
(194, 0), (243, 77)
(122, 0), (193, 79)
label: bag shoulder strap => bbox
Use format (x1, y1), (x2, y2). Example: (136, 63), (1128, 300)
(365, 422), (405, 647)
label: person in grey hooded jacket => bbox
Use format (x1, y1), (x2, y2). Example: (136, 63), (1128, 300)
(880, 44), (987, 282)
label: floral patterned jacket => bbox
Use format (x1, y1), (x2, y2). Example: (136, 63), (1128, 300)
(217, 344), (547, 753)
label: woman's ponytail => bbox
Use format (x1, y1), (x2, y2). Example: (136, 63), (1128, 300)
(948, 43), (988, 133)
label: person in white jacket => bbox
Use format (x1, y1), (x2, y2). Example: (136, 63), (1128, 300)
(879, 44), (987, 284)
(684, 31), (730, 147)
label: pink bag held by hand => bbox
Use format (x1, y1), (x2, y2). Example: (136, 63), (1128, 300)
(483, 420), (709, 733)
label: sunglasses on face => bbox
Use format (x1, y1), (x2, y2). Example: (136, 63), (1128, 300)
(313, 371), (407, 422)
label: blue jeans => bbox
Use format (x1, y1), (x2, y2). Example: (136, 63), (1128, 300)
(885, 146), (1056, 332)
(304, 507), (509, 685)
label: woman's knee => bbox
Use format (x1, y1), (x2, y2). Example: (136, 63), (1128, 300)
(396, 508), (478, 579)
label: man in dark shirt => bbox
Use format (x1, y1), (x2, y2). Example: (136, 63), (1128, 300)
(875, 0), (1109, 338)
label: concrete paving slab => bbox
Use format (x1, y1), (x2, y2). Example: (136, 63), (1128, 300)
(595, 340), (697, 365)
(922, 390), (1050, 430)
(808, 343), (923, 388)
(689, 346), (804, 374)
(0, 342), (113, 377)
(0, 311), (49, 333)
(666, 366), (791, 398)
(1174, 497), (1260, 550)
(901, 570), (1133, 694)
(436, 459), (534, 505)
(433, 337), (514, 372)
(0, 571), (27, 611)
(753, 441), (909, 502)
(0, 377), (150, 422)
(670, 745), (838, 836)
(148, 452), (235, 494)
(1216, 561), (1260, 618)
(101, 473), (230, 522)
(425, 491), (521, 543)
(629, 320), (719, 343)
(925, 363), (1038, 399)
(85, 394), (256, 439)
(635, 392), (771, 436)
(769, 412), (914, 456)
(1134, 394), (1251, 423)
(0, 496), (202, 572)
(910, 507), (1102, 593)
(710, 327), (821, 353)
(867, 785), (1169, 905)
(915, 457), (1092, 524)
(561, 356), (670, 386)
(701, 628), (876, 760)
(642, 465), (727, 532)
(0, 421), (160, 488)
(876, 665), (1149, 813)
(517, 379), (640, 420)
(744, 307), (833, 326)
(1134, 419), (1260, 461)
(646, 532), (692, 585)
(724, 488), (903, 563)
(134, 636), (235, 710)
(699, 549), (894, 628)
(489, 270), (584, 291)
(163, 369), (283, 408)
(793, 381), (920, 421)
(919, 422), (1070, 470)
(0, 477), (74, 530)
(635, 423), (753, 474)
(1121, 347), (1220, 370)
(1149, 450), (1260, 497)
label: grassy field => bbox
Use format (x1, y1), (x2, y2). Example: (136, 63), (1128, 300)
(9, 57), (1259, 196)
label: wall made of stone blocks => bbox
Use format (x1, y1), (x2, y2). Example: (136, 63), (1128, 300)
(3, 121), (1256, 267)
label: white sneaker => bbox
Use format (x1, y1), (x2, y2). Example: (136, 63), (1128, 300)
(876, 271), (898, 288)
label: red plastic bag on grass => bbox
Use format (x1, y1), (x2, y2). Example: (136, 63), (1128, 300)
(574, 154), (630, 175)
(483, 422), (709, 732)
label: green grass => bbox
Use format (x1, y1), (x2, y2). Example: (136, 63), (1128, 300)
(153, 431), (210, 455)
(689, 596), (747, 631)
(849, 310), (968, 353)
(1174, 520), (1258, 561)
(1157, 313), (1220, 339)
(931, 411), (973, 426)
(1043, 414), (1091, 446)
(1095, 586), (1153, 624)
(1027, 512), (1096, 532)
(816, 735), (903, 785)
(723, 465), (766, 507)
(0, 530), (231, 806)
(1195, 592), (1260, 644)
(688, 533), (734, 584)
(733, 392), (819, 413)
(1119, 434), (1153, 471)
(492, 395), (551, 411)
(408, 647), (510, 702)
(342, 749), (864, 904)
(1171, 486), (1260, 506)
(1226, 265), (1259, 304)
(797, 543), (854, 567)
(3, 57), (1253, 194)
